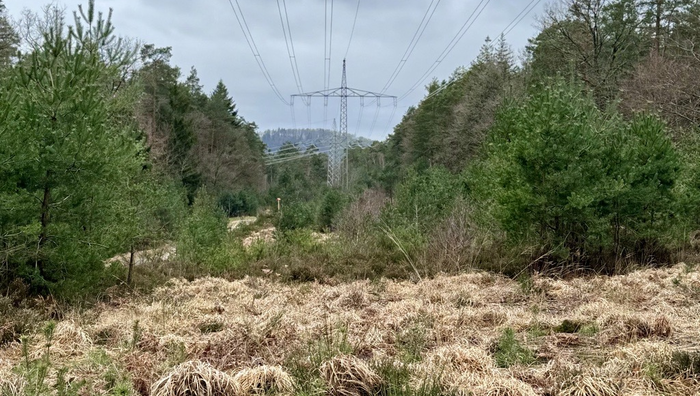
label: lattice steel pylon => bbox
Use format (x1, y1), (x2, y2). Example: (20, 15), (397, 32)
(327, 119), (341, 186)
(292, 59), (397, 188)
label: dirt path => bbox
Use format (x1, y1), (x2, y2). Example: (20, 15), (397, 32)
(227, 216), (257, 231)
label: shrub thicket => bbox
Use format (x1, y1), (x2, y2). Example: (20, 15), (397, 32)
(469, 81), (681, 269)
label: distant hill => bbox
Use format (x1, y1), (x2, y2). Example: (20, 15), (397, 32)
(260, 128), (374, 153)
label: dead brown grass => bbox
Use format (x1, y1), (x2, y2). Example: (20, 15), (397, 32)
(0, 374), (25, 396)
(558, 371), (620, 396)
(1, 265), (699, 395)
(320, 355), (382, 396)
(150, 360), (240, 396)
(233, 365), (295, 395)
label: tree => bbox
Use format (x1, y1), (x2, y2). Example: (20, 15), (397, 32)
(386, 36), (519, 175)
(0, 1), (143, 294)
(473, 81), (679, 267)
(195, 80), (264, 193)
(616, 1), (700, 135)
(527, 0), (648, 107)
(0, 1), (17, 68)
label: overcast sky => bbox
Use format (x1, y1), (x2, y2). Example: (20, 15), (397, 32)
(4, 0), (548, 140)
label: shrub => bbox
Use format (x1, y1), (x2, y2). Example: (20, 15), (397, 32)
(218, 190), (259, 217)
(275, 201), (316, 232)
(472, 80), (681, 268)
(391, 166), (461, 230)
(176, 191), (228, 265)
(317, 188), (347, 231)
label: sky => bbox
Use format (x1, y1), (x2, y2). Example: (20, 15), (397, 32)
(4, 0), (549, 141)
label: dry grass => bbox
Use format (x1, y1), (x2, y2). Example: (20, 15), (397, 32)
(151, 360), (240, 396)
(558, 372), (620, 396)
(320, 355), (382, 396)
(0, 374), (25, 396)
(0, 264), (699, 395)
(233, 365), (295, 395)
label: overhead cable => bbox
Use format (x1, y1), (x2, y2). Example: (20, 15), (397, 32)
(419, 0), (543, 104)
(343, 0), (361, 59)
(226, 0), (290, 105)
(277, 0), (307, 105)
(398, 0), (492, 101)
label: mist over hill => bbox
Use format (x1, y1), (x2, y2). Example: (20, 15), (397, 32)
(260, 128), (375, 153)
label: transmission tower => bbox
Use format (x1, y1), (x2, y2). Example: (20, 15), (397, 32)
(327, 119), (341, 186)
(292, 59), (397, 188)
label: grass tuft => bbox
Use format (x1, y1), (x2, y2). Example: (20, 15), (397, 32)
(493, 328), (537, 368)
(558, 372), (620, 396)
(233, 365), (295, 395)
(150, 360), (240, 396)
(0, 375), (26, 396)
(555, 320), (582, 334)
(320, 355), (382, 396)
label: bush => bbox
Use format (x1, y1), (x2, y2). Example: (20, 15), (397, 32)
(317, 189), (347, 231)
(218, 190), (259, 217)
(391, 166), (461, 230)
(472, 81), (681, 268)
(275, 201), (316, 232)
(176, 191), (228, 265)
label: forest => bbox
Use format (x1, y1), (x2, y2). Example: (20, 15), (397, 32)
(1, 1), (700, 395)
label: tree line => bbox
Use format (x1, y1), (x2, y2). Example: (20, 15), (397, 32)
(377, 0), (700, 271)
(3, 0), (700, 298)
(0, 1), (266, 297)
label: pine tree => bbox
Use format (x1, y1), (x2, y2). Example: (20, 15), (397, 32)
(0, 0), (143, 294)
(209, 80), (240, 126)
(0, 0), (17, 68)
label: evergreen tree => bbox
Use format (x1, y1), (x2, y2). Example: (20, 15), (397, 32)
(0, 1), (17, 68)
(209, 80), (240, 126)
(0, 1), (143, 294)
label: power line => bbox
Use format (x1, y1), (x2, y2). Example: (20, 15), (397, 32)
(419, 0), (543, 104)
(266, 149), (334, 162)
(381, 0), (442, 94)
(323, 0), (335, 129)
(277, 0), (307, 105)
(382, 104), (398, 137)
(368, 101), (396, 139)
(267, 142), (334, 154)
(368, 104), (381, 138)
(266, 145), (333, 158)
(354, 100), (365, 136)
(265, 150), (329, 165)
(326, 0), (335, 92)
(398, 0), (492, 101)
(502, 0), (540, 37)
(344, 0), (361, 60)
(226, 0), (290, 105)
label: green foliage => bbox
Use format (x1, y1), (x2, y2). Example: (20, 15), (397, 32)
(386, 36), (519, 178)
(276, 201), (316, 232)
(317, 189), (346, 231)
(175, 191), (228, 266)
(373, 360), (445, 396)
(390, 167), (461, 230)
(471, 81), (680, 267)
(218, 190), (259, 217)
(16, 321), (85, 396)
(0, 0), (17, 69)
(0, 1), (146, 297)
(285, 323), (354, 395)
(492, 328), (536, 368)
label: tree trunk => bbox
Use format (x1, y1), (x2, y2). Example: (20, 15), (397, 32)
(655, 0), (663, 54)
(127, 244), (135, 285)
(37, 175), (51, 276)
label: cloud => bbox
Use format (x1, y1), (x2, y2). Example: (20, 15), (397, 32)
(4, 0), (547, 139)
